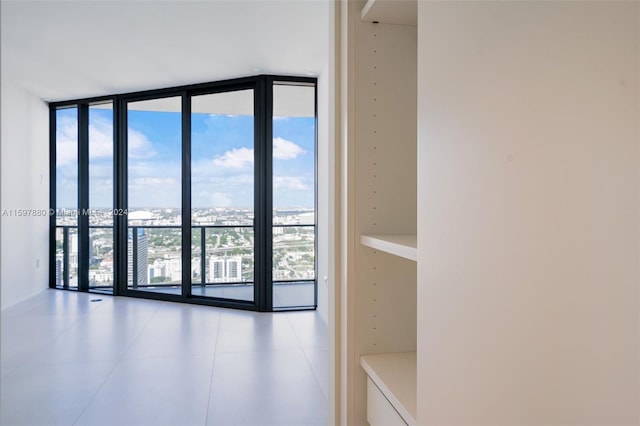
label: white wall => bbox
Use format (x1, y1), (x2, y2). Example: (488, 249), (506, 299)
(1, 78), (50, 310)
(418, 1), (639, 424)
(317, 55), (331, 324)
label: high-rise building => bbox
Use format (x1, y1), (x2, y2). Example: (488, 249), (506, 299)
(69, 233), (94, 268)
(208, 256), (242, 283)
(149, 257), (181, 283)
(55, 257), (62, 286)
(128, 228), (148, 286)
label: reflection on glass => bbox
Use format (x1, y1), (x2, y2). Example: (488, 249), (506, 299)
(272, 84), (316, 309)
(191, 90), (255, 302)
(89, 102), (114, 292)
(127, 97), (182, 294)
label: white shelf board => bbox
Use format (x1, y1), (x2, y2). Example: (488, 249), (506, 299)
(360, 234), (417, 261)
(361, 0), (417, 26)
(361, 352), (417, 426)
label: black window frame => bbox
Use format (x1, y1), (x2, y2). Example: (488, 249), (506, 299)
(49, 74), (318, 312)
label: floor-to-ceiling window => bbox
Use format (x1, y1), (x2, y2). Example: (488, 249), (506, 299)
(190, 88), (256, 303)
(88, 102), (115, 293)
(272, 82), (317, 309)
(125, 96), (183, 296)
(53, 106), (79, 290)
(49, 75), (317, 311)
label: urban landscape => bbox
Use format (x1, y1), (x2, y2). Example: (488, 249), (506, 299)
(55, 207), (315, 290)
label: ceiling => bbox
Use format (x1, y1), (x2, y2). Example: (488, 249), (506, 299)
(116, 84), (315, 116)
(0, 0), (330, 103)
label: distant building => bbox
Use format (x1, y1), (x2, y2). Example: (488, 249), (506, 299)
(69, 233), (93, 268)
(148, 257), (181, 283)
(55, 257), (62, 286)
(128, 228), (148, 286)
(208, 256), (242, 283)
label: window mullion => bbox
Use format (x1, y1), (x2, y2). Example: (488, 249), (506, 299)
(77, 104), (90, 292)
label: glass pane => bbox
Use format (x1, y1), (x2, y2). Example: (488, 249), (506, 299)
(205, 227), (254, 283)
(55, 227), (65, 288)
(272, 84), (316, 308)
(190, 227), (254, 300)
(191, 228), (203, 283)
(273, 281), (315, 308)
(191, 90), (255, 302)
(89, 227), (113, 291)
(127, 97), (182, 294)
(55, 107), (78, 290)
(68, 227), (79, 290)
(56, 107), (78, 225)
(272, 226), (315, 281)
(89, 102), (114, 292)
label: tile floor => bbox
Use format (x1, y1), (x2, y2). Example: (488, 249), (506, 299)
(0, 290), (328, 426)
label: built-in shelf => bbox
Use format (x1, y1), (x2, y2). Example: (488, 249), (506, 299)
(360, 234), (417, 261)
(361, 352), (417, 426)
(361, 0), (417, 26)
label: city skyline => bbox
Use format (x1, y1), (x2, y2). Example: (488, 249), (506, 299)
(56, 207), (315, 292)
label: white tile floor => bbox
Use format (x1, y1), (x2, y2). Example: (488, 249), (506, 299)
(0, 290), (328, 426)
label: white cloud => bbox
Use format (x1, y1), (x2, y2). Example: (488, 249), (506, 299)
(274, 176), (310, 191)
(88, 163), (112, 180)
(212, 147), (254, 169)
(128, 175), (181, 208)
(128, 129), (156, 158)
(130, 177), (178, 187)
(210, 192), (232, 207)
(56, 118), (79, 166)
(273, 137), (305, 160)
(88, 117), (113, 159)
(55, 116), (155, 166)
(210, 137), (304, 169)
(207, 114), (239, 118)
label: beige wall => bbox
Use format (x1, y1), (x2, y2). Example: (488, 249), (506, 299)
(418, 1), (639, 424)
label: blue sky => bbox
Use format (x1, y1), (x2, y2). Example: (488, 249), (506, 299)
(55, 106), (315, 210)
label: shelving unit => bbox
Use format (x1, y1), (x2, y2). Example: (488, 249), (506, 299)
(361, 352), (417, 426)
(345, 0), (418, 424)
(361, 0), (417, 26)
(360, 234), (416, 261)
(341, 1), (640, 424)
